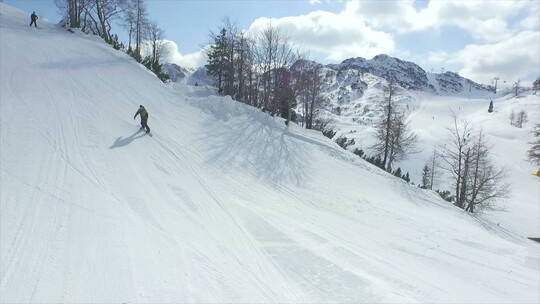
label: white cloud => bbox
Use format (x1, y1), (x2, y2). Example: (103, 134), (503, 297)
(155, 0), (539, 83)
(247, 8), (395, 61)
(450, 31), (540, 84)
(427, 51), (451, 65)
(349, 0), (527, 43)
(344, 0), (418, 31)
(159, 40), (208, 69)
(243, 0), (535, 64)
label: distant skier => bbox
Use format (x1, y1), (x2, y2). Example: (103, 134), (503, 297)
(29, 11), (38, 28)
(134, 105), (151, 134)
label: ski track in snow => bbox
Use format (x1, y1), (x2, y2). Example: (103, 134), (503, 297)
(1, 4), (539, 303)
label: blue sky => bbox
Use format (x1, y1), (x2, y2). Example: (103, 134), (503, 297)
(6, 0), (343, 53)
(6, 0), (539, 84)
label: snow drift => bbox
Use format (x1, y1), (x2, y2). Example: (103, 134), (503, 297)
(1, 4), (538, 303)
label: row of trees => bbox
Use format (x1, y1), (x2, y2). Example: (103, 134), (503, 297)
(205, 21), (326, 128)
(344, 92), (509, 213)
(56, 0), (168, 81)
(365, 79), (513, 213)
(205, 22), (514, 213)
(55, 0), (125, 44)
(208, 20), (529, 213)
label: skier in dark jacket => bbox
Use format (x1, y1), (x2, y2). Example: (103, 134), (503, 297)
(30, 12), (38, 27)
(134, 105), (150, 133)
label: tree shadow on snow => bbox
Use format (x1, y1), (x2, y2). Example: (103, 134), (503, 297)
(193, 106), (309, 187)
(109, 129), (145, 149)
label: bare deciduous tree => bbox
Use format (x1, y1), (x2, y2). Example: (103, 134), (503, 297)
(464, 130), (509, 212)
(516, 110), (528, 128)
(130, 0), (148, 60)
(371, 79), (417, 171)
(146, 22), (164, 66)
(82, 0), (123, 43)
(440, 115), (508, 212)
(253, 23), (297, 112)
(122, 0), (137, 51)
(380, 78), (397, 169)
(386, 113), (417, 170)
(513, 79), (521, 97)
(440, 114), (473, 209)
(510, 109), (528, 128)
(293, 60), (324, 129)
(55, 0), (91, 28)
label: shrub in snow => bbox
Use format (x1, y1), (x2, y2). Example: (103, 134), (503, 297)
(335, 136), (355, 150)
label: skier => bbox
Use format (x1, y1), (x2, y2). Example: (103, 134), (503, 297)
(29, 11), (38, 28)
(134, 105), (151, 134)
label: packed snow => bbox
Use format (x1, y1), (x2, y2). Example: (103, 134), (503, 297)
(319, 71), (540, 238)
(1, 4), (539, 303)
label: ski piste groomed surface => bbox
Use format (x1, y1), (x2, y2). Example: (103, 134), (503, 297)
(1, 3), (539, 303)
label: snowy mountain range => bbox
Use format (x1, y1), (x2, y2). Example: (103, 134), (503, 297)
(162, 63), (192, 82)
(328, 54), (491, 94)
(174, 54), (492, 95)
(1, 3), (538, 303)
(172, 54), (494, 127)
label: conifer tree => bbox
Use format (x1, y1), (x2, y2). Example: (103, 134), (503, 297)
(421, 165), (431, 189)
(393, 167), (402, 178)
(206, 28), (228, 94)
(528, 124), (540, 166)
(404, 172), (411, 183)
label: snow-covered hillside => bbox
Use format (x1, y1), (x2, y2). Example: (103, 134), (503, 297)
(1, 4), (539, 303)
(318, 76), (539, 238)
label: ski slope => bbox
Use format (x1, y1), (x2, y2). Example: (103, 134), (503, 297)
(1, 4), (539, 303)
(327, 84), (540, 238)
(404, 92), (540, 237)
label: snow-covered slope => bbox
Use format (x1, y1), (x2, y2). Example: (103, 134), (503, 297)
(301, 55), (538, 239)
(320, 82), (539, 238)
(404, 92), (540, 237)
(1, 4), (539, 303)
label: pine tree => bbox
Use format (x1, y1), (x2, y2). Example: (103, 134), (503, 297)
(421, 164), (431, 189)
(374, 156), (383, 169)
(393, 167), (402, 178)
(533, 78), (540, 95)
(403, 172), (410, 183)
(528, 124), (540, 166)
(488, 99), (494, 113)
(353, 148), (364, 158)
(436, 190), (454, 202)
(206, 28), (228, 94)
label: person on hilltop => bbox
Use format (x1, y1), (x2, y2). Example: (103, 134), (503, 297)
(29, 11), (38, 28)
(134, 105), (151, 134)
